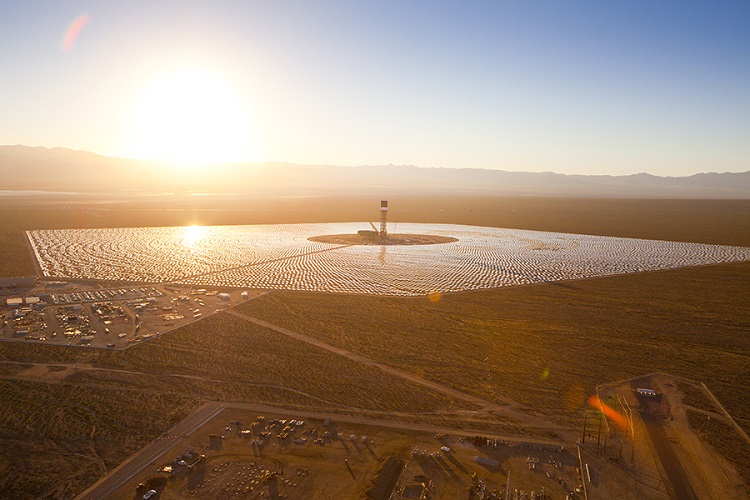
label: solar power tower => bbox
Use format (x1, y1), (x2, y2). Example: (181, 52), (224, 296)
(380, 200), (388, 237)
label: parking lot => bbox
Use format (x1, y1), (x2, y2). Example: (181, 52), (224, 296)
(105, 405), (579, 500)
(2, 284), (261, 349)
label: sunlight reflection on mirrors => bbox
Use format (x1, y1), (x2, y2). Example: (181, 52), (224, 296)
(182, 224), (205, 247)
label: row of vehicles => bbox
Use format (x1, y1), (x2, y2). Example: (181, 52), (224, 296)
(48, 287), (163, 305)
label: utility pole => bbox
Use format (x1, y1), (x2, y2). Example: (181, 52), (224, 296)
(581, 412), (588, 444)
(506, 470), (511, 500)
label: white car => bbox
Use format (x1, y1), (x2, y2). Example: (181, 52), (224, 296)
(143, 490), (157, 499)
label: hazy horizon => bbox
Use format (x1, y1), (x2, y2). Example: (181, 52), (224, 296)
(2, 144), (750, 200)
(2, 143), (750, 178)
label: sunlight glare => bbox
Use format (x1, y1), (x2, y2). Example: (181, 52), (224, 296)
(126, 67), (257, 163)
(182, 225), (205, 247)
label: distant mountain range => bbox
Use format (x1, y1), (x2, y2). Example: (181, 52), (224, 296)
(2, 145), (749, 199)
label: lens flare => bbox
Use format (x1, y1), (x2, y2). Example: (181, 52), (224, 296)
(62, 14), (90, 52)
(588, 394), (628, 430)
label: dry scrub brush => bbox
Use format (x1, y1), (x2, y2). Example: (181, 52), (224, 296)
(237, 260), (750, 430)
(102, 313), (467, 413)
(0, 379), (197, 499)
(687, 410), (750, 487)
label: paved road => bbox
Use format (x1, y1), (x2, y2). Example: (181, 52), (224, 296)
(70, 306), (571, 498)
(76, 400), (566, 499)
(75, 402), (225, 500)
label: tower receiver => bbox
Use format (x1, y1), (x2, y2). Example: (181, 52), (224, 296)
(380, 200), (388, 237)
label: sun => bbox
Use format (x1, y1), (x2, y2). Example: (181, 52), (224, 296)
(125, 67), (258, 163)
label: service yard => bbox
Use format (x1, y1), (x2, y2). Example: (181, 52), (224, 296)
(104, 406), (588, 500)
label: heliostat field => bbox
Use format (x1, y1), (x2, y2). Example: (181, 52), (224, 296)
(27, 223), (750, 296)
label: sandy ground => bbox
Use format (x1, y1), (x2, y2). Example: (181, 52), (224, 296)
(2, 198), (749, 498)
(598, 374), (748, 500)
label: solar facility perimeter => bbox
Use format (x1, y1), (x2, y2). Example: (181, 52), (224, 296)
(27, 223), (750, 296)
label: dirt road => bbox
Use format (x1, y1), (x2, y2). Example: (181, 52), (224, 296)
(225, 309), (565, 433)
(638, 404), (698, 500)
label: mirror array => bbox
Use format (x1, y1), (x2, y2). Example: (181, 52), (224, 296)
(27, 223), (750, 296)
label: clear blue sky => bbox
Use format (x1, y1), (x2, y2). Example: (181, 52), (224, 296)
(1, 0), (748, 175)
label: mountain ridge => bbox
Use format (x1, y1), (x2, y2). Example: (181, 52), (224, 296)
(1, 145), (749, 199)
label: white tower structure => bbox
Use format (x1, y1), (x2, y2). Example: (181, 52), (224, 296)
(380, 200), (388, 237)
